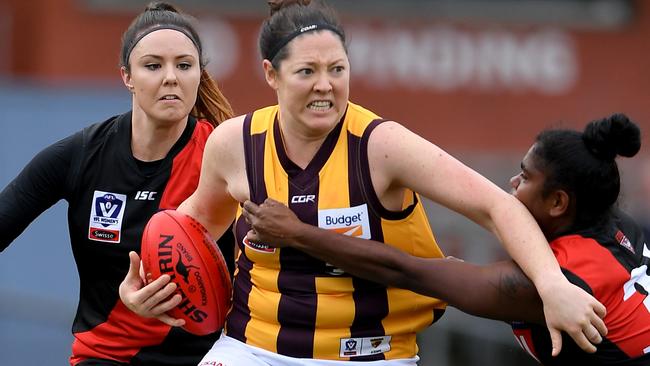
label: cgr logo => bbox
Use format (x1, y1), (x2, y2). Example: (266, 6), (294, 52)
(291, 194), (315, 204)
(135, 191), (157, 201)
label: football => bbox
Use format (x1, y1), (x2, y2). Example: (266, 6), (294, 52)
(140, 210), (232, 335)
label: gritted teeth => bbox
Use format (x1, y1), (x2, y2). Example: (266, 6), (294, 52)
(307, 100), (332, 109)
(161, 95), (180, 100)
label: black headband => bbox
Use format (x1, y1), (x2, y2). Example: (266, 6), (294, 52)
(123, 24), (201, 67)
(267, 23), (344, 62)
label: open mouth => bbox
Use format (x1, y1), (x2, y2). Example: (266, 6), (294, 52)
(307, 100), (333, 111)
(160, 95), (180, 101)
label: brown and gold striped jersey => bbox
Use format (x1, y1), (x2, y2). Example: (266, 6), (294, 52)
(225, 102), (446, 361)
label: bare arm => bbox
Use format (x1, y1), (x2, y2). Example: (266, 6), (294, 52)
(366, 121), (605, 354)
(243, 198), (544, 323)
(177, 117), (244, 238)
(120, 116), (245, 325)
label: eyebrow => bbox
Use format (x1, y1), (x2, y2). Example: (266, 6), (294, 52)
(139, 54), (197, 60)
(296, 57), (346, 66)
(520, 161), (529, 174)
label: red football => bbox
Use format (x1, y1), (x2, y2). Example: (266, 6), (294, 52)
(140, 210), (232, 335)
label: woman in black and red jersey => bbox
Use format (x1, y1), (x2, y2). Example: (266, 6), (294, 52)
(242, 113), (650, 365)
(0, 2), (235, 365)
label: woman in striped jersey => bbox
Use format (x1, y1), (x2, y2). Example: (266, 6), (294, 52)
(120, 1), (607, 365)
(243, 113), (650, 365)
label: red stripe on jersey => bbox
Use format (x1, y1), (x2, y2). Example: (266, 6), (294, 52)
(70, 301), (170, 364)
(551, 235), (650, 357)
(159, 120), (213, 209)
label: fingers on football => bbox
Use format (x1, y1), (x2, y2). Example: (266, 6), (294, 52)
(126, 251), (142, 282)
(139, 279), (178, 313)
(146, 290), (182, 316)
(156, 312), (186, 327)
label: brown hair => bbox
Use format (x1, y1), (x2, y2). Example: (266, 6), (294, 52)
(120, 2), (234, 126)
(260, 0), (345, 69)
(194, 69), (234, 125)
(267, 0), (312, 15)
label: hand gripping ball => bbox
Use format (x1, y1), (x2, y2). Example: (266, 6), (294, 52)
(141, 210), (232, 335)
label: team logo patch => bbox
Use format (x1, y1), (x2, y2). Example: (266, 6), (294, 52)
(616, 230), (635, 253)
(242, 236), (276, 253)
(88, 191), (127, 243)
(339, 335), (391, 358)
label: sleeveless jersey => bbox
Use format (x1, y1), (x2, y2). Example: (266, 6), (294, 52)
(512, 212), (650, 365)
(0, 112), (235, 366)
(226, 102), (447, 361)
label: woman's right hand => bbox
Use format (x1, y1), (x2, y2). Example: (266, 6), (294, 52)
(118, 251), (186, 327)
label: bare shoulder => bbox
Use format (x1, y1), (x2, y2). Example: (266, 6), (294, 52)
(367, 119), (446, 181)
(206, 115), (246, 156)
(368, 120), (442, 156)
(202, 115), (249, 202)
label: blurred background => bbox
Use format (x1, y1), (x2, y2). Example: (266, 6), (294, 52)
(1, 0), (650, 365)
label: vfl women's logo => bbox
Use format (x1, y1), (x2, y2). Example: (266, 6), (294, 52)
(339, 335), (391, 358)
(95, 194), (124, 226)
(88, 191), (127, 243)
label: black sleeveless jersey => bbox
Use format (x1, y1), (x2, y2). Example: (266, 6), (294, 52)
(512, 211), (650, 365)
(0, 112), (235, 366)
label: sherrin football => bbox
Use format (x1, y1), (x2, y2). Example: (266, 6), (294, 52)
(141, 210), (232, 335)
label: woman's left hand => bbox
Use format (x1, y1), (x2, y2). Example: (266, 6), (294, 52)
(539, 278), (607, 356)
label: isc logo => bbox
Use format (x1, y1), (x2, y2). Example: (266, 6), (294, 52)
(135, 191), (157, 201)
(291, 194), (315, 204)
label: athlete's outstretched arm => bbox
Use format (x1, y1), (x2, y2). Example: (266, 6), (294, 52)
(243, 198), (544, 323)
(0, 133), (80, 251)
(364, 121), (605, 355)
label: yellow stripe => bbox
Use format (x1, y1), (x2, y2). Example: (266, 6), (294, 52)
(242, 107), (284, 352)
(381, 201), (443, 258)
(345, 101), (381, 138)
(264, 117), (289, 205)
(313, 277), (355, 359)
(318, 123), (350, 209)
(244, 266), (281, 352)
(250, 105), (278, 134)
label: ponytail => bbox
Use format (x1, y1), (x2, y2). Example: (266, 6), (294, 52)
(192, 69), (235, 127)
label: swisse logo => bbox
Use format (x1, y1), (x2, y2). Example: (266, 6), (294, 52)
(291, 194), (315, 204)
(318, 204), (371, 239)
(90, 229), (116, 240)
